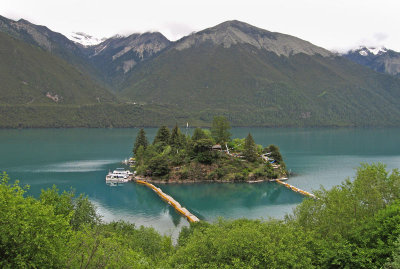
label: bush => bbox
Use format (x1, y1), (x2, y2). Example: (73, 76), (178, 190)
(169, 219), (314, 268)
(254, 167), (267, 177)
(178, 167), (189, 180)
(170, 149), (188, 166)
(148, 155), (170, 177)
(196, 151), (213, 164)
(0, 173), (71, 268)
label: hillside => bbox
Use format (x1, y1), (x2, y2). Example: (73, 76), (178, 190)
(0, 15), (103, 84)
(0, 32), (115, 105)
(119, 21), (400, 127)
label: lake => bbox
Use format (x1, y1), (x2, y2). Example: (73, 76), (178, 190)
(1, 128), (399, 239)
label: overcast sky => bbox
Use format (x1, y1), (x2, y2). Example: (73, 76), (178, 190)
(1, 0), (399, 52)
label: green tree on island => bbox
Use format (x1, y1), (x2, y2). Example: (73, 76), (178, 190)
(243, 133), (258, 162)
(265, 144), (283, 164)
(153, 126), (170, 146)
(192, 128), (209, 141)
(133, 128), (148, 155)
(211, 116), (231, 145)
(131, 120), (286, 181)
(169, 124), (185, 150)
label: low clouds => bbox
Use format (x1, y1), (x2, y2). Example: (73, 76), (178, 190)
(356, 32), (390, 50)
(374, 32), (388, 42)
(1, 0), (400, 52)
(162, 22), (196, 41)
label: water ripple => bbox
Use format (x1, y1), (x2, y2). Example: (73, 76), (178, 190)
(19, 159), (120, 173)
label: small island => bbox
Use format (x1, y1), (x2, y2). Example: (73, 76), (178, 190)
(131, 116), (287, 183)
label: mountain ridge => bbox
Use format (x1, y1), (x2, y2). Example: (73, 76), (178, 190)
(173, 20), (333, 57)
(1, 15), (400, 127)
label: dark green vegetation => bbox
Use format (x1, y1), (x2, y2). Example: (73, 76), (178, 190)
(133, 117), (285, 181)
(2, 163), (400, 268)
(0, 103), (211, 128)
(1, 17), (400, 127)
(0, 15), (100, 80)
(121, 43), (400, 127)
(0, 172), (172, 268)
(0, 32), (114, 105)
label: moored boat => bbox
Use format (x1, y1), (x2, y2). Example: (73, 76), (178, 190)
(106, 168), (134, 185)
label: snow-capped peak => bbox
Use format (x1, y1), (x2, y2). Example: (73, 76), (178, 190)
(355, 46), (388, 56)
(66, 32), (106, 46)
(368, 46), (387, 55)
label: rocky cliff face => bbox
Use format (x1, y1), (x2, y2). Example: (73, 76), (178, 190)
(174, 20), (332, 57)
(80, 32), (171, 84)
(0, 16), (85, 59)
(343, 46), (400, 77)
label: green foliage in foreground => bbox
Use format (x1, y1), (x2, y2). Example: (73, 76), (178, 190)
(1, 163), (400, 268)
(0, 172), (170, 269)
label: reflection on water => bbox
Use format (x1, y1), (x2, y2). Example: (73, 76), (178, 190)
(0, 127), (399, 237)
(161, 182), (304, 220)
(11, 159), (120, 173)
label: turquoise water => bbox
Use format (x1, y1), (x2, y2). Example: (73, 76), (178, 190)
(0, 128), (399, 238)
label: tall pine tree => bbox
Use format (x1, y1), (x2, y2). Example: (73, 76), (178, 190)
(169, 124), (184, 149)
(153, 126), (170, 145)
(243, 133), (258, 162)
(211, 116), (231, 144)
(133, 128), (148, 155)
(192, 128), (208, 141)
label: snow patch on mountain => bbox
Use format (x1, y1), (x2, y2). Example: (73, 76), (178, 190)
(66, 32), (106, 46)
(359, 50), (368, 56)
(351, 46), (388, 56)
(368, 46), (387, 55)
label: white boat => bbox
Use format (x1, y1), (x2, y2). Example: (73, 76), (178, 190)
(106, 168), (134, 185)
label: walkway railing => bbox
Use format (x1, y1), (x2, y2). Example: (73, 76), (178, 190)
(136, 180), (200, 223)
(275, 179), (316, 199)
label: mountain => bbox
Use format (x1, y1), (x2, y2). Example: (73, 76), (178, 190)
(0, 31), (115, 105)
(343, 46), (400, 77)
(81, 32), (171, 85)
(119, 20), (400, 126)
(1, 17), (400, 127)
(0, 16), (170, 87)
(173, 20), (332, 57)
(0, 30), (172, 128)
